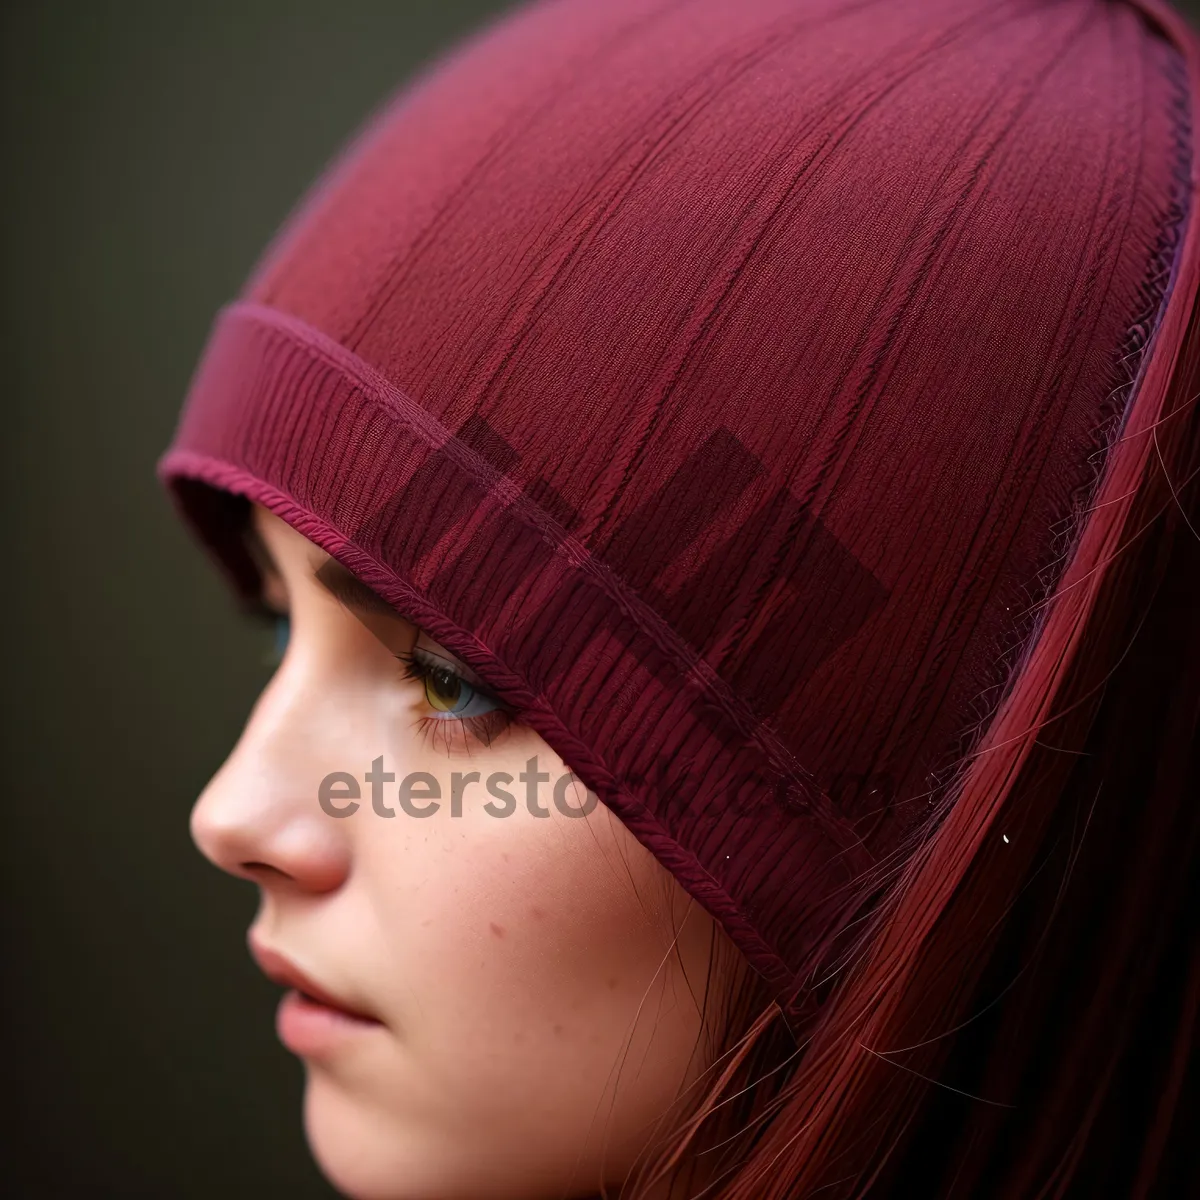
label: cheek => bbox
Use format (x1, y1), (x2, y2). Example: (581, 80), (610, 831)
(360, 780), (677, 1032)
(348, 745), (711, 1120)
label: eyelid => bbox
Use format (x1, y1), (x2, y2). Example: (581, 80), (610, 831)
(406, 644), (511, 709)
(395, 646), (518, 754)
(412, 638), (491, 692)
(245, 601), (507, 716)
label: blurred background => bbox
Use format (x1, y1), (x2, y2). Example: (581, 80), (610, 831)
(3, 1), (1199, 1196)
(2, 2), (515, 1195)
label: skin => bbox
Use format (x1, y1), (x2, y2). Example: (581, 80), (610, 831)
(190, 501), (739, 1200)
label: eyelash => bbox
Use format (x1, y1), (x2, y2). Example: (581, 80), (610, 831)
(255, 611), (515, 756)
(393, 647), (516, 756)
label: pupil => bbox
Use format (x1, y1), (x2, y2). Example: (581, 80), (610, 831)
(433, 668), (460, 704)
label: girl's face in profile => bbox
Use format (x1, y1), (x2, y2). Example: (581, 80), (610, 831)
(190, 502), (732, 1200)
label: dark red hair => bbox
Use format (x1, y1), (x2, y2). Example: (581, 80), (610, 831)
(622, 269), (1200, 1199)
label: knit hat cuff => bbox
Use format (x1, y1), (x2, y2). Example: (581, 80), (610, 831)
(157, 298), (875, 1010)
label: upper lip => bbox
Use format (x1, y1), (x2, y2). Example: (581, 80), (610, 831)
(248, 933), (380, 1022)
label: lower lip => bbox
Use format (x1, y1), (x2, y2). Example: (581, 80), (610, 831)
(276, 989), (385, 1057)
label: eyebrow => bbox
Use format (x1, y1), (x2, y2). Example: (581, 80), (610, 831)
(309, 553), (495, 690)
(243, 521), (399, 617)
(311, 556), (401, 617)
(243, 519), (499, 693)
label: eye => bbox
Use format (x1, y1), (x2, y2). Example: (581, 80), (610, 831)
(250, 608), (290, 667)
(394, 646), (515, 753)
(398, 647), (504, 719)
(272, 614), (290, 663)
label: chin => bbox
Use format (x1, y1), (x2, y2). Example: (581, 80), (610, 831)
(301, 1071), (441, 1200)
(300, 1072), (602, 1200)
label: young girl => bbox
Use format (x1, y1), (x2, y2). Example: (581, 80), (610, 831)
(157, 0), (1200, 1196)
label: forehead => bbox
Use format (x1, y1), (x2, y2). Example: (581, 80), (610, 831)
(252, 501), (299, 546)
(248, 503), (324, 571)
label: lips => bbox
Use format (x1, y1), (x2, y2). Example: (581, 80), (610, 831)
(248, 935), (380, 1024)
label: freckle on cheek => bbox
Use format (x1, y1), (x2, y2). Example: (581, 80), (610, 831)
(489, 922), (506, 938)
(606, 976), (619, 989)
(530, 906), (545, 920)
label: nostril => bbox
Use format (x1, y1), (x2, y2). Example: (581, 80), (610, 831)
(188, 741), (354, 893)
(242, 860), (293, 883)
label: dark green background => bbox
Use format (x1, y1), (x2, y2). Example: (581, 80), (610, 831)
(3, 1), (1198, 1196)
(3, 3), (513, 1196)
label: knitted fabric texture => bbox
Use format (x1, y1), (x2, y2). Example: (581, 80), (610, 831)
(158, 0), (1198, 1011)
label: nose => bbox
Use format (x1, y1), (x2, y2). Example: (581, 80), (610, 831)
(190, 666), (354, 894)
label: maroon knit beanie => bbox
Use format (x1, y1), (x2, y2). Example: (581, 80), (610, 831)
(158, 0), (1199, 1016)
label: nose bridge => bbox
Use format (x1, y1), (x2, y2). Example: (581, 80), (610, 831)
(190, 662), (358, 892)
